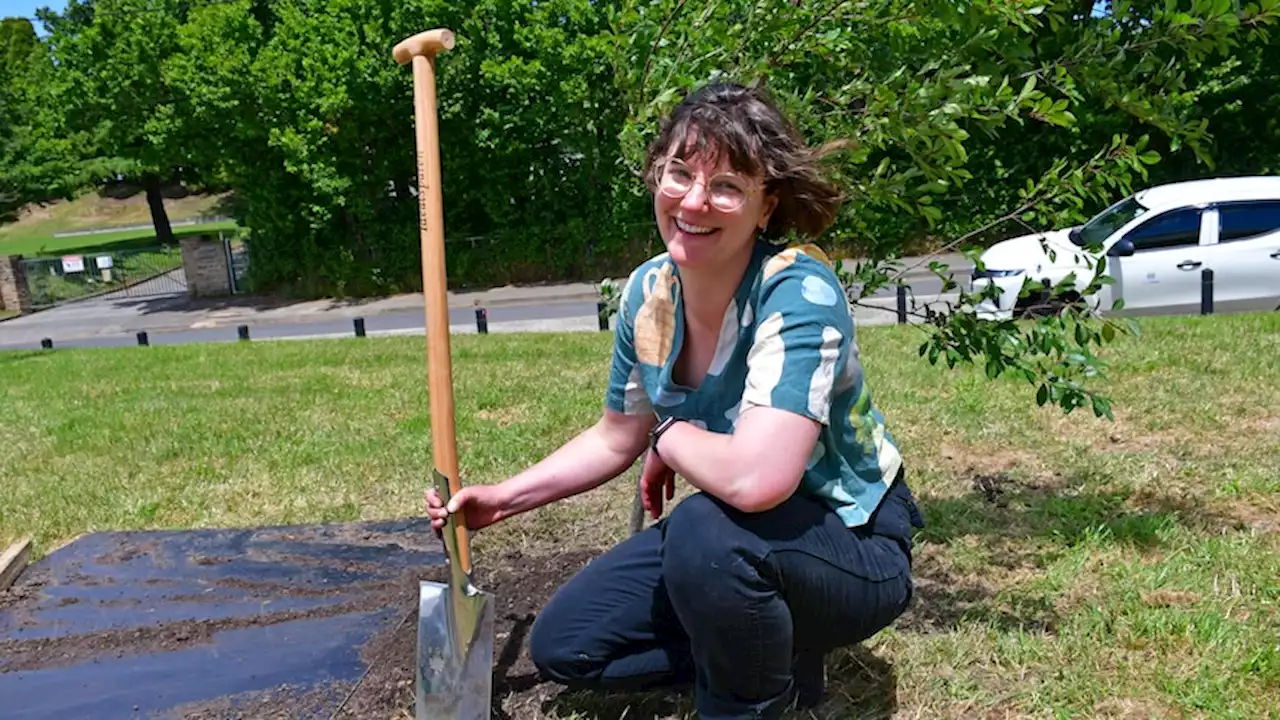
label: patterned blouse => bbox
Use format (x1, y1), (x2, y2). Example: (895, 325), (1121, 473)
(605, 240), (904, 527)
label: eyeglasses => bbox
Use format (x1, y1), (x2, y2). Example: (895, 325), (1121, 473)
(656, 158), (757, 213)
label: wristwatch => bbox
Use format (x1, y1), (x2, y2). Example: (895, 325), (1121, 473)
(649, 415), (682, 461)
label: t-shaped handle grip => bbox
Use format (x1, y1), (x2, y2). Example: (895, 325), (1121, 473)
(393, 28), (456, 65)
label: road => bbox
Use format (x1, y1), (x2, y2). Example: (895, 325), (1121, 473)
(0, 255), (972, 352)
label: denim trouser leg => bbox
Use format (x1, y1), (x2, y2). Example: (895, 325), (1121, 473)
(529, 479), (920, 720)
(528, 525), (695, 690)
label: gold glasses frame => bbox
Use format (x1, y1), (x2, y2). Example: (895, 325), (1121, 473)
(655, 158), (761, 213)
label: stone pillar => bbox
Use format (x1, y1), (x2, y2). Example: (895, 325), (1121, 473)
(0, 255), (32, 314)
(180, 235), (232, 298)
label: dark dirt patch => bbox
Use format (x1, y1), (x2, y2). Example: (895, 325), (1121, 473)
(971, 472), (1062, 507)
(171, 682), (357, 720)
(326, 547), (603, 720)
(3, 541), (605, 719)
(96, 539), (163, 566)
(0, 567), (48, 610)
(0, 592), (402, 673)
(192, 555), (231, 566)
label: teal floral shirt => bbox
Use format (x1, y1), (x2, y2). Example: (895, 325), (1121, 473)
(605, 240), (904, 528)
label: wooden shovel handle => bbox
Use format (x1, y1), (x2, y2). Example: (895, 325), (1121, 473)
(395, 28), (471, 574)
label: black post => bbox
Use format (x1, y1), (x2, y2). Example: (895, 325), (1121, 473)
(1201, 268), (1214, 315)
(137, 331), (149, 346)
(475, 307), (488, 334)
(238, 325), (250, 341)
(40, 338), (52, 349)
(896, 285), (908, 324)
(597, 301), (609, 332)
(354, 317), (366, 338)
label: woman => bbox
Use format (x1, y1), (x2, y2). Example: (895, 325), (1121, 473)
(426, 82), (924, 719)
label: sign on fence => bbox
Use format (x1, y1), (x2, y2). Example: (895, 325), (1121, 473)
(60, 255), (85, 273)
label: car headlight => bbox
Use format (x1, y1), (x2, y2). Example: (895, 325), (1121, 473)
(971, 268), (1025, 279)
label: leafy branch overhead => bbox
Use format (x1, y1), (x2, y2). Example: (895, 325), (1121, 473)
(608, 0), (1278, 419)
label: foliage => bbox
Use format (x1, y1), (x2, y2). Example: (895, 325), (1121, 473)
(155, 0), (651, 297)
(0, 17), (74, 215)
(606, 0), (1279, 417)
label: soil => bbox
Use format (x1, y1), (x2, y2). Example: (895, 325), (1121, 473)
(0, 538), (603, 720)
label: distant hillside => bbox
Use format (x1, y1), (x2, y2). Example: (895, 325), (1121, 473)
(0, 191), (236, 256)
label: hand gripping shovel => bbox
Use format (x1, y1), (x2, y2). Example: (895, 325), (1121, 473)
(393, 28), (495, 720)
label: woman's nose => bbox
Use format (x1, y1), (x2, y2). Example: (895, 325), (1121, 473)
(680, 180), (709, 211)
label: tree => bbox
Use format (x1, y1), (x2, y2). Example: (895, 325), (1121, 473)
(606, 0), (1280, 418)
(163, 0), (642, 296)
(39, 0), (199, 245)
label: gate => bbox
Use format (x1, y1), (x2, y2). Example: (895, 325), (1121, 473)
(222, 230), (249, 294)
(21, 245), (186, 309)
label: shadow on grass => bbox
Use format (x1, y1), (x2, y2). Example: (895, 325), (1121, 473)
(533, 646), (895, 719)
(17, 225), (235, 258)
(901, 470), (1246, 635)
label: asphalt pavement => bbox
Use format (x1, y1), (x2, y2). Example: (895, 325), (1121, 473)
(0, 253), (972, 352)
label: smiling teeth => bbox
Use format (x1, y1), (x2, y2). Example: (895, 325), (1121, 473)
(675, 218), (715, 235)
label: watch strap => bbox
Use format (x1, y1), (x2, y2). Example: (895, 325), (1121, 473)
(649, 416), (681, 460)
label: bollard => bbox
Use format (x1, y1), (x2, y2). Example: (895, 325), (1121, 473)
(475, 307), (488, 334)
(238, 325), (250, 341)
(354, 317), (366, 338)
(598, 301), (609, 332)
(1201, 268), (1214, 315)
(896, 285), (908, 324)
(137, 331), (149, 346)
(40, 338), (52, 349)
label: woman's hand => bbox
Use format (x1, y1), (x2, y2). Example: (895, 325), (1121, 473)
(640, 450), (676, 520)
(425, 485), (508, 535)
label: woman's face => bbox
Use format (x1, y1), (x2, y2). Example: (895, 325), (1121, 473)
(653, 143), (777, 272)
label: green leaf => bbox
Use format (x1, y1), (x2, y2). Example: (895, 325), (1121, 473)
(1036, 384), (1049, 406)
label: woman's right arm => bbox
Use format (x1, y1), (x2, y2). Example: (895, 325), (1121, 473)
(426, 408), (654, 531)
(495, 408), (654, 518)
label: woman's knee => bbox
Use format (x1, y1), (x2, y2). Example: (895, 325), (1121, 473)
(529, 606), (593, 685)
(661, 493), (768, 599)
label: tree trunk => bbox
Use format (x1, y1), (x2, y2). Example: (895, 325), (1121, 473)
(144, 174), (175, 246)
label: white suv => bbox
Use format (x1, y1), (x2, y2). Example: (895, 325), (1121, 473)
(971, 176), (1280, 319)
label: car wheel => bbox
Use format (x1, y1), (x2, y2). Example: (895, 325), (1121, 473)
(1018, 290), (1085, 318)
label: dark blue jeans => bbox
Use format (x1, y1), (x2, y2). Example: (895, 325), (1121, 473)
(529, 472), (924, 720)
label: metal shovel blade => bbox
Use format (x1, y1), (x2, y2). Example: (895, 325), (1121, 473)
(417, 471), (494, 720)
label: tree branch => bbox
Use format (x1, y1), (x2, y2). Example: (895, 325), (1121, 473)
(636, 0), (692, 108)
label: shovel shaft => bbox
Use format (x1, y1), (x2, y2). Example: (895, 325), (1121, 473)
(401, 31), (471, 575)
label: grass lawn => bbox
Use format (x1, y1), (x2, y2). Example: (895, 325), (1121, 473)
(2, 313), (1278, 718)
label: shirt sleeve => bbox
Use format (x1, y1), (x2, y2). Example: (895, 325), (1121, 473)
(604, 268), (655, 416)
(741, 257), (853, 426)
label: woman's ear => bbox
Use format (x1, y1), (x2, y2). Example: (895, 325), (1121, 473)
(758, 194), (779, 230)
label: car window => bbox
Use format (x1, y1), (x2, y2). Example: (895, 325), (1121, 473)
(1122, 209), (1202, 251)
(1218, 201), (1280, 242)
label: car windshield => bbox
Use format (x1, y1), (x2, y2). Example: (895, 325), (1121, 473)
(1072, 196), (1150, 247)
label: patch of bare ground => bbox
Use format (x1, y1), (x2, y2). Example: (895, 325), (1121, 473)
(476, 406), (530, 427)
(899, 542), (1058, 636)
(1091, 697), (1190, 719)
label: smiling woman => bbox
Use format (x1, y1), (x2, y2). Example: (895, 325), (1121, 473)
(425, 82), (924, 720)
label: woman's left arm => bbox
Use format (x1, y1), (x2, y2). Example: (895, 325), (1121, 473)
(654, 406), (820, 512)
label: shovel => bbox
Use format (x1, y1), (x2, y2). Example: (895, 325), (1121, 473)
(393, 28), (495, 720)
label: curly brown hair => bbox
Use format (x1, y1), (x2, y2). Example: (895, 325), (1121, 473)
(642, 82), (846, 241)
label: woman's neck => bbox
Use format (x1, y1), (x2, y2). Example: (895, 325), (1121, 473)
(679, 244), (755, 331)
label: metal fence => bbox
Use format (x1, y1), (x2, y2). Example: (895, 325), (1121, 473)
(21, 245), (186, 309)
(222, 230), (249, 294)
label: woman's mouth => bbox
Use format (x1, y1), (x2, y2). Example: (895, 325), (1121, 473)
(674, 218), (717, 236)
